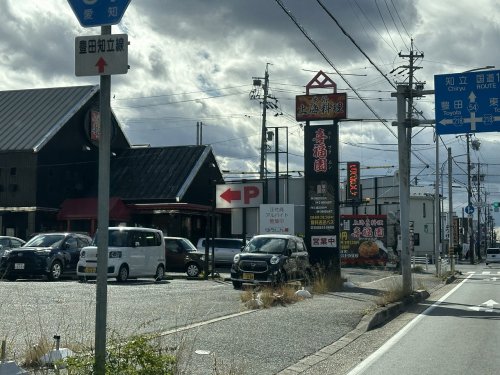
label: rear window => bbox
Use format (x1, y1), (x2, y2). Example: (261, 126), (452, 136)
(487, 248), (500, 255)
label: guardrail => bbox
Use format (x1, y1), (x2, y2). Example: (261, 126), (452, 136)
(411, 254), (429, 270)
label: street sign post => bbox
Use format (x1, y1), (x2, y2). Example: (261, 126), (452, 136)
(67, 0), (132, 27)
(434, 69), (500, 134)
(75, 34), (128, 76)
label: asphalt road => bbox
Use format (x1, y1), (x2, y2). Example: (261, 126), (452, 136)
(346, 264), (500, 375)
(0, 266), (442, 374)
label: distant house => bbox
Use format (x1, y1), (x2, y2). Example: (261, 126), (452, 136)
(0, 85), (226, 243)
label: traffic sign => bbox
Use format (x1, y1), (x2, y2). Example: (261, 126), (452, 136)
(67, 0), (132, 27)
(465, 205), (475, 215)
(75, 34), (128, 76)
(434, 69), (500, 134)
(216, 183), (263, 209)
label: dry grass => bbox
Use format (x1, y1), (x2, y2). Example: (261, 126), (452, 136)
(310, 265), (346, 294)
(240, 284), (304, 309)
(375, 277), (406, 306)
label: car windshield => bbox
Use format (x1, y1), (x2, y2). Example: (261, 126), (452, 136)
(244, 237), (287, 254)
(25, 234), (65, 248)
(95, 230), (131, 247)
(179, 238), (197, 251)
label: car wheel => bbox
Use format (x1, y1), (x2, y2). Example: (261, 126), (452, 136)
(6, 275), (17, 281)
(78, 276), (87, 283)
(186, 263), (201, 277)
(155, 264), (165, 282)
(232, 280), (242, 289)
(116, 265), (129, 282)
(48, 261), (62, 281)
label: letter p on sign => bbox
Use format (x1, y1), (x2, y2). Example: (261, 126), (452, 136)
(244, 186), (260, 204)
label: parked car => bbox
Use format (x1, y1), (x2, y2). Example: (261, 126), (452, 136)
(77, 227), (166, 282)
(0, 236), (25, 257)
(196, 237), (244, 265)
(485, 247), (500, 265)
(165, 237), (207, 277)
(0, 232), (92, 281)
(230, 234), (311, 289)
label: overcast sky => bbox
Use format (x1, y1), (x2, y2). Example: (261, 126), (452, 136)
(1, 0), (499, 221)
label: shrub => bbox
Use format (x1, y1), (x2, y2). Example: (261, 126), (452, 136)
(62, 334), (176, 375)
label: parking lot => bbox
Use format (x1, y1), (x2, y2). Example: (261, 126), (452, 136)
(0, 268), (402, 374)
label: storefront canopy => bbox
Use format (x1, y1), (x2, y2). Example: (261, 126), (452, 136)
(57, 197), (130, 221)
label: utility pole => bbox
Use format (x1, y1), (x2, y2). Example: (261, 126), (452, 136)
(448, 147), (455, 273)
(466, 133), (474, 264)
(251, 64), (271, 204)
(392, 41), (425, 295)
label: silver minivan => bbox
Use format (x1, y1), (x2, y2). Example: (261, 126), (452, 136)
(196, 238), (244, 265)
(486, 247), (500, 265)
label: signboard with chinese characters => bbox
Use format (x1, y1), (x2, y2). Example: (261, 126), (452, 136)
(75, 34), (128, 76)
(434, 69), (500, 134)
(259, 204), (294, 234)
(339, 215), (388, 266)
(346, 161), (360, 203)
(304, 125), (337, 256)
(295, 93), (347, 121)
(67, 0), (132, 28)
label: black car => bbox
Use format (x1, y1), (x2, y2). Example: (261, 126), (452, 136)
(165, 237), (206, 277)
(0, 232), (92, 281)
(230, 234), (311, 289)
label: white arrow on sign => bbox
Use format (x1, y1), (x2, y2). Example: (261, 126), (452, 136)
(468, 299), (499, 312)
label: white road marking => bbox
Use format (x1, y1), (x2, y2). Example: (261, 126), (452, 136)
(347, 274), (473, 375)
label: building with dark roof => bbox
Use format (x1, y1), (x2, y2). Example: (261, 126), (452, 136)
(0, 85), (226, 243)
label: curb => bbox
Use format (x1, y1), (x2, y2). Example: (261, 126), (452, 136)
(366, 289), (430, 330)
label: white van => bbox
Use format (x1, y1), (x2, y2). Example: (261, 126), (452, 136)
(77, 227), (166, 282)
(196, 237), (244, 265)
(486, 247), (500, 266)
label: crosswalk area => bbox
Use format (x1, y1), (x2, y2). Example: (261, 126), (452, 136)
(467, 271), (500, 275)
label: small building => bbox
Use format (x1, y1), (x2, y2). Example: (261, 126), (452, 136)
(0, 85), (227, 244)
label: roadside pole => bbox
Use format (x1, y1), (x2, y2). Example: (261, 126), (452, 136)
(94, 25), (111, 375)
(395, 85), (412, 294)
(448, 147), (455, 273)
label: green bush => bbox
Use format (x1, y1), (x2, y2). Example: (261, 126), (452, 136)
(62, 334), (176, 375)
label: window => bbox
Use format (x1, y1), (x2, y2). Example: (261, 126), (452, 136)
(422, 203), (426, 218)
(10, 167), (16, 176)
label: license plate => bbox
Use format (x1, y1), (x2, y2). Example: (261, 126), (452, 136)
(242, 272), (254, 280)
(14, 263), (24, 270)
(85, 267), (96, 273)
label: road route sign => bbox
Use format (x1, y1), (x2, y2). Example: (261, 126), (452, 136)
(67, 0), (132, 27)
(75, 34), (128, 76)
(434, 69), (500, 134)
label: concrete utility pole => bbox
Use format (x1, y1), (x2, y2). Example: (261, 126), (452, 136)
(392, 43), (426, 295)
(466, 134), (475, 264)
(255, 65), (270, 181)
(448, 147), (455, 273)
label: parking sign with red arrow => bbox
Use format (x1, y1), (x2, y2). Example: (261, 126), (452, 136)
(216, 183), (263, 208)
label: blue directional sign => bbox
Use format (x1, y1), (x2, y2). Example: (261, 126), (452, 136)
(434, 70), (500, 134)
(67, 0), (132, 27)
(465, 205), (475, 215)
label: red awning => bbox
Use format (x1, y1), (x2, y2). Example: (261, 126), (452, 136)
(57, 197), (130, 221)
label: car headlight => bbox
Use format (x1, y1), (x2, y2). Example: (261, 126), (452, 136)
(80, 250), (86, 259)
(2, 249), (12, 257)
(233, 254), (240, 264)
(35, 249), (51, 255)
(109, 251), (122, 258)
(270, 255), (280, 265)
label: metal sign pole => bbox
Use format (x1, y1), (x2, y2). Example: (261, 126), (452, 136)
(95, 25), (112, 375)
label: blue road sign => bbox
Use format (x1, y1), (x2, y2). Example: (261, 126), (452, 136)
(67, 0), (132, 27)
(434, 70), (500, 135)
(465, 205), (475, 215)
